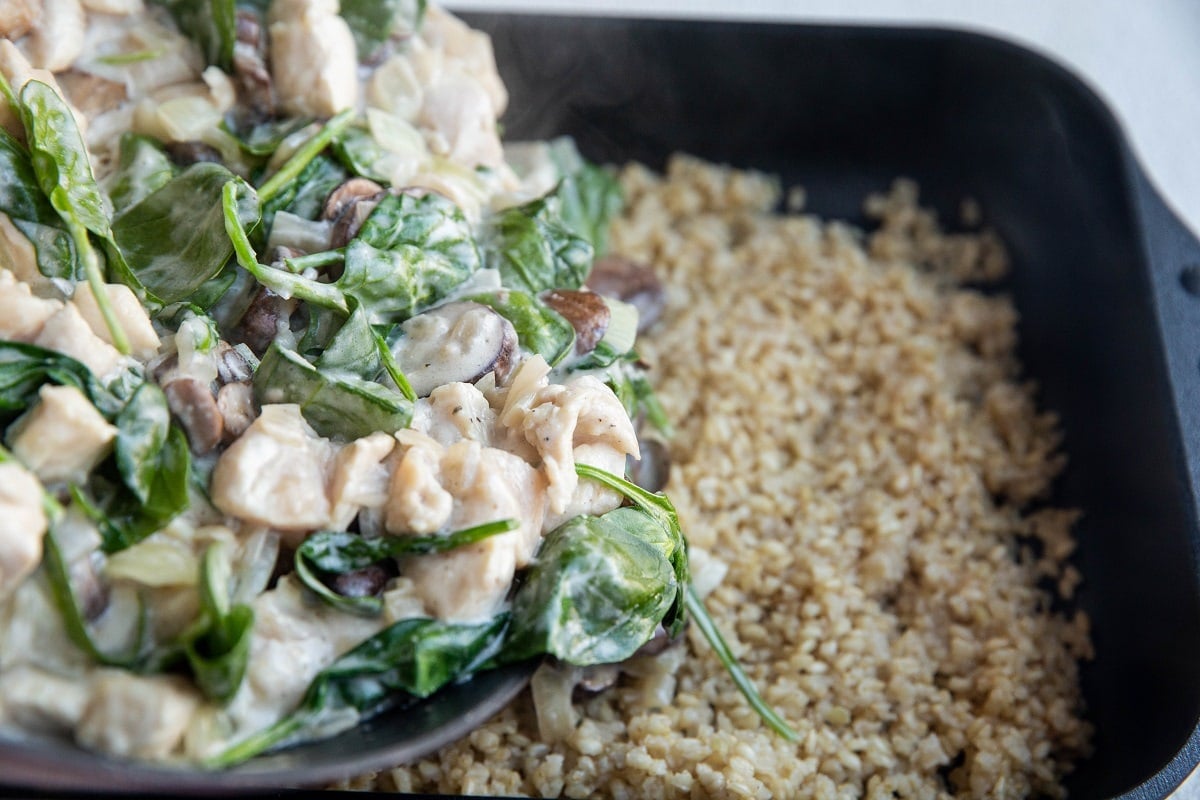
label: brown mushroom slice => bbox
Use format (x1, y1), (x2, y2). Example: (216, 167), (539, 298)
(163, 378), (223, 455)
(331, 564), (390, 598)
(233, 286), (298, 357)
(391, 301), (518, 397)
(542, 289), (610, 355)
(323, 179), (385, 249)
(232, 9), (274, 118)
(164, 141), (224, 166)
(627, 437), (670, 493)
(586, 255), (666, 333)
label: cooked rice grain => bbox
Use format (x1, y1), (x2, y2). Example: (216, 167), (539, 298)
(349, 156), (1093, 799)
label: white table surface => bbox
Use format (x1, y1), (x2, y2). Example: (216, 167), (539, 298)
(447, 0), (1200, 238)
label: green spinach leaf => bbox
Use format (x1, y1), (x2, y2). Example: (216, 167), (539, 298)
(261, 154), (347, 226)
(480, 194), (593, 294)
(253, 340), (413, 440)
(182, 542), (255, 704)
(547, 138), (623, 255)
(357, 191), (480, 275)
(0, 128), (76, 280)
(150, 0), (237, 70)
(106, 133), (177, 218)
(113, 165), (257, 305)
(114, 382), (171, 505)
(0, 340), (113, 419)
(208, 614), (507, 767)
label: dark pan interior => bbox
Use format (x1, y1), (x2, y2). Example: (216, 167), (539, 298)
(464, 14), (1200, 799)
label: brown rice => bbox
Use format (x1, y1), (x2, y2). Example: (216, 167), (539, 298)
(344, 156), (1093, 799)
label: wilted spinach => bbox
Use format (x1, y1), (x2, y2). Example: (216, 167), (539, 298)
(208, 614), (507, 768)
(295, 519), (518, 616)
(547, 137), (623, 256)
(608, 363), (674, 438)
(226, 116), (315, 159)
(106, 133), (177, 218)
(113, 166), (257, 305)
(339, 0), (427, 60)
(0, 128), (76, 281)
(0, 341), (105, 419)
(480, 194), (593, 294)
(114, 382), (171, 505)
(182, 542), (255, 704)
(331, 125), (391, 184)
(257, 110), (355, 205)
(261, 154), (347, 228)
(357, 191), (480, 275)
(253, 341), (413, 440)
(466, 290), (575, 366)
(150, 0), (237, 70)
(503, 511), (678, 666)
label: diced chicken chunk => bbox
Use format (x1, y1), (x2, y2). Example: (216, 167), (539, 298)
(413, 381), (496, 448)
(268, 0), (358, 117)
(72, 282), (160, 360)
(518, 375), (640, 515)
(0, 462), (48, 601)
(18, 0), (85, 72)
(386, 431), (452, 535)
(75, 671), (198, 760)
(327, 432), (395, 531)
(7, 385), (117, 485)
(0, 268), (63, 342)
(418, 6), (508, 118)
(221, 576), (383, 746)
(210, 404), (334, 533)
(0, 666), (89, 734)
(34, 302), (124, 380)
(419, 77), (504, 168)
(390, 438), (545, 622)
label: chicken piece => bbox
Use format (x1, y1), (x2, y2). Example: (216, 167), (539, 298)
(327, 432), (395, 530)
(18, 0), (85, 72)
(72, 282), (160, 361)
(0, 40), (84, 144)
(0, 462), (48, 602)
(0, 666), (89, 734)
(518, 375), (640, 516)
(34, 303), (124, 380)
(80, 0), (142, 13)
(75, 671), (198, 760)
(391, 439), (546, 622)
(210, 404), (335, 534)
(221, 576), (383, 745)
(0, 0), (39, 40)
(418, 77), (504, 168)
(267, 0), (358, 117)
(0, 268), (63, 342)
(418, 6), (507, 118)
(7, 385), (117, 485)
(412, 381), (497, 448)
(385, 431), (452, 535)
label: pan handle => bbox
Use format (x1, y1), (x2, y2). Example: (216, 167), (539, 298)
(1129, 162), (1200, 800)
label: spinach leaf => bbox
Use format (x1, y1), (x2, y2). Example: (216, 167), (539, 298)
(466, 290), (575, 367)
(151, 0), (237, 70)
(294, 519), (518, 616)
(608, 363), (674, 438)
(80, 425), (192, 554)
(182, 542), (255, 704)
(0, 340), (100, 418)
(226, 116), (314, 159)
(357, 191), (480, 275)
(261, 154), (347, 226)
(548, 138), (623, 255)
(339, 0), (426, 60)
(257, 110), (354, 205)
(331, 125), (391, 184)
(113, 165), (257, 305)
(208, 614), (507, 767)
(480, 195), (593, 294)
(503, 512), (677, 666)
(0, 128), (76, 281)
(16, 81), (130, 353)
(114, 382), (170, 505)
(106, 133), (177, 218)
(253, 340), (413, 440)
(313, 303), (381, 379)
(338, 239), (474, 324)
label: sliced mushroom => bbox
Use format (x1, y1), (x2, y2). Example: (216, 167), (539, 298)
(234, 286), (298, 357)
(324, 181), (385, 249)
(542, 289), (610, 355)
(331, 564), (390, 598)
(164, 141), (224, 166)
(70, 556), (109, 623)
(586, 255), (666, 334)
(628, 438), (670, 493)
(232, 9), (274, 119)
(215, 342), (255, 385)
(164, 378), (223, 455)
(216, 381), (256, 441)
(392, 302), (518, 397)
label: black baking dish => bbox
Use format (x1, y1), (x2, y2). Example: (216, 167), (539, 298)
(466, 13), (1200, 800)
(5, 15), (1200, 800)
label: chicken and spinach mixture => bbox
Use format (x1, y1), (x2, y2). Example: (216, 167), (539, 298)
(0, 0), (788, 766)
